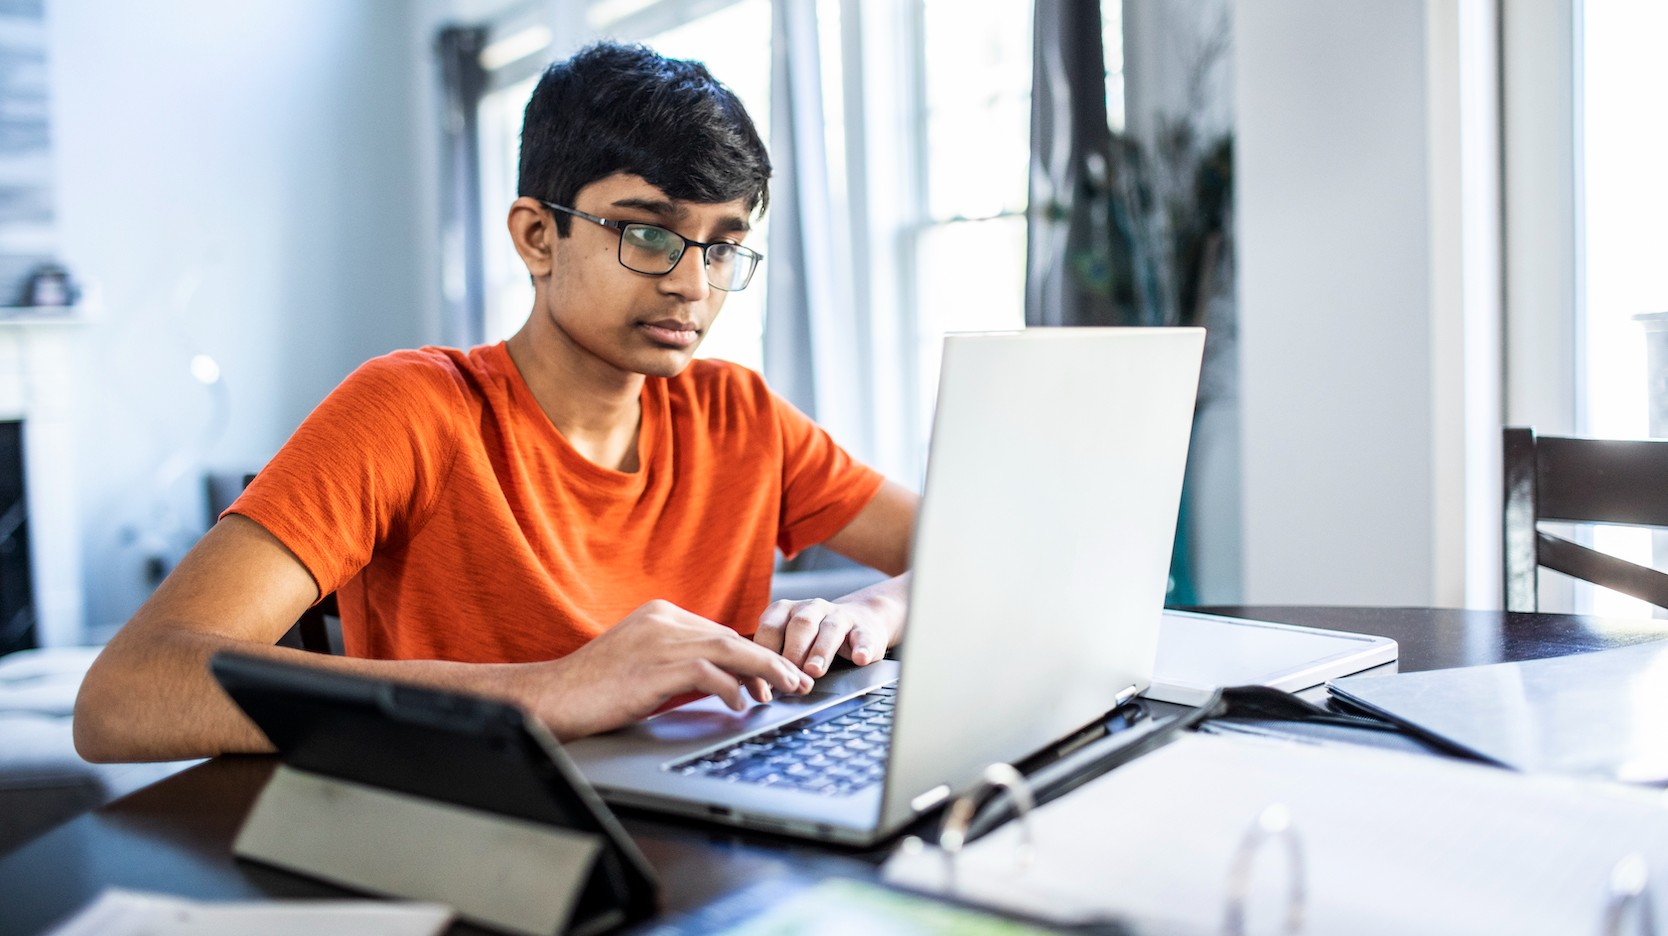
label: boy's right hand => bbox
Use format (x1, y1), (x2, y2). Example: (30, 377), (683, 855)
(520, 599), (813, 740)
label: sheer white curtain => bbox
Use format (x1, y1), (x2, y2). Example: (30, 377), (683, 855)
(763, 0), (867, 460)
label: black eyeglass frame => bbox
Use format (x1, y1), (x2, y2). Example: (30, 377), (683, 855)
(540, 201), (763, 292)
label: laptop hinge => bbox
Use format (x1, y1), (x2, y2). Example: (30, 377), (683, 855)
(910, 784), (951, 813)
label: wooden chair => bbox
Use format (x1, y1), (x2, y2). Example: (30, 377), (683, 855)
(277, 593), (340, 655)
(1503, 427), (1668, 612)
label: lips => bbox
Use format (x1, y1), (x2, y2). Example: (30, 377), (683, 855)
(638, 319), (702, 348)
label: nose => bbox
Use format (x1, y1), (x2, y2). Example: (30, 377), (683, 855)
(659, 245), (711, 301)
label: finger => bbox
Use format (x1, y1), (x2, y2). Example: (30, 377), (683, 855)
(652, 604), (801, 690)
(779, 601), (832, 668)
(753, 600), (794, 652)
(699, 632), (814, 694)
(843, 623), (882, 666)
(743, 675), (773, 704)
(804, 616), (853, 678)
(681, 659), (748, 711)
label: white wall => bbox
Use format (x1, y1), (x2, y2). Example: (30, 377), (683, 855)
(1503, 0), (1579, 436)
(47, 1), (438, 638)
(1235, 0), (1493, 607)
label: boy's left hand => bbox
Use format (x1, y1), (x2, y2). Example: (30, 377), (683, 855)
(753, 575), (908, 678)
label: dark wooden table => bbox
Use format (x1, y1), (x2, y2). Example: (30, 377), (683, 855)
(5, 607), (1666, 936)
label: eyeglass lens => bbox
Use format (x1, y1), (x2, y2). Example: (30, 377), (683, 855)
(619, 224), (758, 291)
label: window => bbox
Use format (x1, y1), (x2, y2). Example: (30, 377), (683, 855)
(465, 0), (1051, 487)
(1580, 1), (1668, 617)
(478, 70), (539, 343)
(908, 0), (1034, 468)
(622, 0), (772, 372)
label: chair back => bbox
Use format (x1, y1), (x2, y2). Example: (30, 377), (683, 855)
(1503, 427), (1668, 611)
(276, 593), (340, 655)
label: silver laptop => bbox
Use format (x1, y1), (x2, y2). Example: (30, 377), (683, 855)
(565, 327), (1204, 846)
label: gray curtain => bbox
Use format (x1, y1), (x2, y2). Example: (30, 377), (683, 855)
(436, 26), (487, 349)
(1026, 1), (1204, 603)
(1026, 0), (1116, 328)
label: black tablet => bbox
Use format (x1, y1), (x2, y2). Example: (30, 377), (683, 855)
(210, 651), (658, 932)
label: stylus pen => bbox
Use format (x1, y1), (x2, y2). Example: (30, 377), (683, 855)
(961, 690), (1227, 842)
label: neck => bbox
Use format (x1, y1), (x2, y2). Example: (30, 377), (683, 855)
(506, 316), (646, 470)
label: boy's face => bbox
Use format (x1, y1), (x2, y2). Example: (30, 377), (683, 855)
(537, 173), (754, 380)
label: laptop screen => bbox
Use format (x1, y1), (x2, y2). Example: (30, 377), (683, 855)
(880, 327), (1203, 830)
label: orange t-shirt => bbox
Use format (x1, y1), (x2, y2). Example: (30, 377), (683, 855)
(228, 342), (884, 663)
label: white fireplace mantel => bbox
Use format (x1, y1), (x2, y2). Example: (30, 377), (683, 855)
(0, 315), (85, 648)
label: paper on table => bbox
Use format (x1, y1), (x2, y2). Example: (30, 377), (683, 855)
(44, 889), (454, 936)
(1329, 639), (1668, 784)
(883, 732), (1668, 936)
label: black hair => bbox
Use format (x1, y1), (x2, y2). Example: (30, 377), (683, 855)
(518, 42), (771, 236)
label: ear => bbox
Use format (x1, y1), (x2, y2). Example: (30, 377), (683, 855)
(507, 196), (554, 278)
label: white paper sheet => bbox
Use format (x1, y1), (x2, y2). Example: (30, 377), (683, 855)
(44, 889), (454, 936)
(1330, 639), (1668, 783)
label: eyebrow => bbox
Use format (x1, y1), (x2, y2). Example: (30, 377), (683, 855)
(609, 196), (752, 236)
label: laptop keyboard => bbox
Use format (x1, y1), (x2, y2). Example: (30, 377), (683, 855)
(667, 684), (897, 796)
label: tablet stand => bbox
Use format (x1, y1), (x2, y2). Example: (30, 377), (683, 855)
(236, 765), (613, 936)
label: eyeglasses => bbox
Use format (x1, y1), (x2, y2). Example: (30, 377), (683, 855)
(541, 201), (763, 292)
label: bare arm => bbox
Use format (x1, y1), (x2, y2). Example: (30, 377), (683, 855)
(75, 515), (812, 763)
(754, 480), (919, 676)
(820, 479), (916, 577)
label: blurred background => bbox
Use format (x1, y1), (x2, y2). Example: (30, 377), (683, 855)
(0, 0), (1663, 651)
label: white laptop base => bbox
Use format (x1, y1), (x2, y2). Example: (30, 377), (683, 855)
(1145, 610), (1399, 706)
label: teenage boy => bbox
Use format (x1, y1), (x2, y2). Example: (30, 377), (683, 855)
(74, 42), (916, 763)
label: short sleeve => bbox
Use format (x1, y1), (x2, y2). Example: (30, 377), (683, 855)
(225, 351), (466, 598)
(772, 392), (886, 558)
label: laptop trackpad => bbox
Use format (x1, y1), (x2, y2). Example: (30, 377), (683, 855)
(635, 690), (845, 744)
